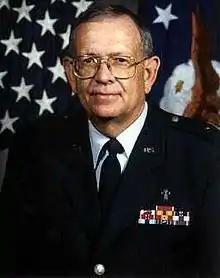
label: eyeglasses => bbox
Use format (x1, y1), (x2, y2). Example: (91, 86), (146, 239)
(70, 54), (148, 79)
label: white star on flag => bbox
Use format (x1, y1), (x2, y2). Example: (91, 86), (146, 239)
(0, 0), (10, 10)
(72, 0), (93, 18)
(11, 77), (34, 102)
(22, 43), (45, 69)
(48, 58), (67, 83)
(0, 71), (7, 88)
(35, 91), (57, 116)
(0, 111), (19, 134)
(51, 0), (66, 3)
(13, 0), (35, 23)
(36, 10), (58, 36)
(0, 31), (22, 55)
(59, 25), (71, 50)
(153, 3), (178, 30)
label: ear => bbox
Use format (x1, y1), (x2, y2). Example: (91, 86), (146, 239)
(144, 55), (160, 95)
(62, 56), (77, 92)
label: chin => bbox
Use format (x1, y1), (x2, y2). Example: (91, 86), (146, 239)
(94, 111), (118, 119)
(92, 106), (120, 118)
(90, 110), (119, 123)
(96, 116), (116, 122)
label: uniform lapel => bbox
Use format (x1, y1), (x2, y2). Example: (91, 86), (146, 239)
(96, 103), (167, 254)
(54, 111), (100, 242)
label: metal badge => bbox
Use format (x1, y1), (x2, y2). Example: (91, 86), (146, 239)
(71, 144), (82, 153)
(143, 146), (155, 154)
(161, 188), (171, 202)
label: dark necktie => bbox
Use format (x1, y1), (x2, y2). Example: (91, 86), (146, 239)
(98, 138), (124, 218)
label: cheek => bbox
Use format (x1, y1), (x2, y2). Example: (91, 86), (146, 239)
(75, 82), (91, 112)
(76, 81), (84, 93)
(136, 69), (146, 91)
(125, 74), (145, 99)
(76, 81), (89, 99)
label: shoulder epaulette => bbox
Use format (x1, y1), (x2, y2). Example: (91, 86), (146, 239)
(165, 113), (220, 147)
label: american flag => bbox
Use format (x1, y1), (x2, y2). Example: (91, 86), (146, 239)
(139, 0), (220, 124)
(0, 0), (94, 150)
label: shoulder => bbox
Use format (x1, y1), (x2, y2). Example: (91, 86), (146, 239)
(150, 103), (220, 148)
(10, 104), (88, 153)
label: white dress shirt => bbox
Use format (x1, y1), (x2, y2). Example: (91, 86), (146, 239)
(89, 102), (148, 189)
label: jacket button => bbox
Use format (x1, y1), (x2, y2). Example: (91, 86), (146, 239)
(94, 264), (105, 275)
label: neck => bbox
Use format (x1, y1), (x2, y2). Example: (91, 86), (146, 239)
(91, 120), (127, 138)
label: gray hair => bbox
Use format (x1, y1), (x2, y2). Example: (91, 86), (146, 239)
(68, 3), (154, 58)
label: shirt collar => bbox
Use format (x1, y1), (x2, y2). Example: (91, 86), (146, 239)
(117, 102), (148, 158)
(89, 102), (148, 168)
(89, 121), (109, 168)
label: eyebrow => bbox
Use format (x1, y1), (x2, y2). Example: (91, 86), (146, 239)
(80, 52), (131, 56)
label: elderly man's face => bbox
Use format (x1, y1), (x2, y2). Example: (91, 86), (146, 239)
(66, 15), (160, 127)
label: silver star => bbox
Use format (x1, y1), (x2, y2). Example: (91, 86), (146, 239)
(0, 0), (10, 9)
(153, 3), (178, 30)
(36, 10), (58, 36)
(59, 25), (71, 50)
(13, 0), (35, 23)
(0, 30), (22, 55)
(48, 58), (67, 83)
(22, 43), (45, 69)
(11, 77), (34, 102)
(0, 71), (7, 88)
(0, 111), (19, 134)
(35, 91), (57, 116)
(71, 0), (93, 17)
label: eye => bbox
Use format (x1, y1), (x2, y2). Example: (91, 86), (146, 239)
(81, 57), (95, 64)
(115, 57), (128, 63)
(112, 56), (130, 67)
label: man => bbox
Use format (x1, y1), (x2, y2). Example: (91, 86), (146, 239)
(0, 3), (220, 277)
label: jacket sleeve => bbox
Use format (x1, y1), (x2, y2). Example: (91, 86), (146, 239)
(198, 141), (220, 276)
(0, 130), (41, 275)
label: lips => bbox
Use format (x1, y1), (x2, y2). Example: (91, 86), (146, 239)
(92, 93), (119, 100)
(91, 91), (119, 96)
(89, 92), (120, 105)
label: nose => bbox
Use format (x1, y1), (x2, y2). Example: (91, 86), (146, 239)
(94, 61), (115, 84)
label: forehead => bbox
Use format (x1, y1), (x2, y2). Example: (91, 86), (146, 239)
(73, 15), (142, 56)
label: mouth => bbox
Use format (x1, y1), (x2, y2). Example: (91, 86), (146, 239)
(91, 92), (120, 102)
